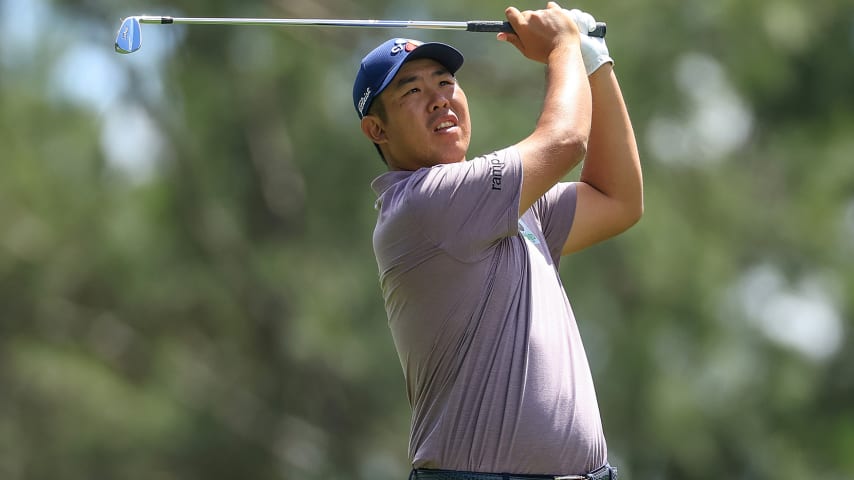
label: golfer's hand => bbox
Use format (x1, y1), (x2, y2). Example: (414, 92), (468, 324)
(499, 2), (581, 64)
(567, 8), (613, 75)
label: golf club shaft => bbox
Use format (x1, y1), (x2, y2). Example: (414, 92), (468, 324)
(132, 15), (607, 37)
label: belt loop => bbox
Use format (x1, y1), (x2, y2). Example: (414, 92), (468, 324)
(581, 464), (617, 480)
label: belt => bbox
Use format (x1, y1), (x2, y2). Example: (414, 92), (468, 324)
(410, 464), (617, 480)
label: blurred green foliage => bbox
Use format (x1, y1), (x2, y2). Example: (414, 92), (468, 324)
(1, 0), (853, 478)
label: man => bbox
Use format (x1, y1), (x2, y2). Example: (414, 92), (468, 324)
(353, 3), (642, 479)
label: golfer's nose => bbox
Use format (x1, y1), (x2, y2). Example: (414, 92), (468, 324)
(428, 90), (450, 111)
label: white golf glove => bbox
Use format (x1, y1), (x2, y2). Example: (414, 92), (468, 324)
(568, 9), (613, 75)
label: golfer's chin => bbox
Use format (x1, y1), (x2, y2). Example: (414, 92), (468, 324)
(433, 151), (466, 165)
(432, 138), (469, 165)
(387, 139), (469, 170)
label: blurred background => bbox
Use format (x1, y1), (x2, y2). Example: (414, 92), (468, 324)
(1, 0), (853, 478)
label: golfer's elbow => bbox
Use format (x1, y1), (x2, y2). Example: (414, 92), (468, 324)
(627, 198), (644, 228)
(622, 185), (644, 229)
(605, 196), (643, 240)
(554, 130), (588, 171)
(604, 178), (644, 233)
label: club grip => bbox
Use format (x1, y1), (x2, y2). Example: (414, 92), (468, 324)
(466, 20), (606, 38)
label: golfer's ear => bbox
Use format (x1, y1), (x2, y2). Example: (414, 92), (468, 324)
(361, 115), (387, 144)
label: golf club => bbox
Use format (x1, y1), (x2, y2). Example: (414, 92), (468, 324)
(114, 15), (607, 54)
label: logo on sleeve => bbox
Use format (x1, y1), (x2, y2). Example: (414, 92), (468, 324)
(489, 155), (504, 190)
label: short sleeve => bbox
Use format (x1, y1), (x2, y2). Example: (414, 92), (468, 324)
(534, 182), (578, 263)
(410, 147), (522, 261)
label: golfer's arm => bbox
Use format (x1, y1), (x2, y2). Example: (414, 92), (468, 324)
(516, 45), (591, 217)
(562, 65), (643, 255)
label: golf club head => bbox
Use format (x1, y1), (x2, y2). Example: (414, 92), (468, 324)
(115, 17), (142, 54)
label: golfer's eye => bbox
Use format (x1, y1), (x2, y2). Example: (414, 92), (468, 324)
(404, 88), (420, 96)
(440, 80), (454, 87)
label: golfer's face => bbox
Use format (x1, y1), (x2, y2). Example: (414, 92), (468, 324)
(380, 58), (470, 169)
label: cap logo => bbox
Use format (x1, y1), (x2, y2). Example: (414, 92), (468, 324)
(357, 87), (372, 116)
(390, 39), (422, 55)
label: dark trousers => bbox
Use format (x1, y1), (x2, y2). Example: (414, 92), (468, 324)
(410, 464), (618, 480)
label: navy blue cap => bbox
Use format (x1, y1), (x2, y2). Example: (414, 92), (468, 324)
(353, 38), (464, 119)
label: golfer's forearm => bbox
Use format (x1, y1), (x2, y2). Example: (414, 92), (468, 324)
(581, 65), (642, 215)
(535, 46), (592, 165)
(516, 44), (592, 216)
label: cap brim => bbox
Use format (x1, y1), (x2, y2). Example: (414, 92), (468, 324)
(404, 42), (464, 75)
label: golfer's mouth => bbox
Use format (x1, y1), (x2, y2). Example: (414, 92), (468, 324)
(433, 117), (458, 133)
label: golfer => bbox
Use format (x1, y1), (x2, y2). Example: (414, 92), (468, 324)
(353, 2), (641, 479)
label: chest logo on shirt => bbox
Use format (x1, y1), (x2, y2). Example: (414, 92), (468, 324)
(518, 219), (541, 245)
